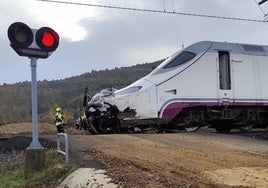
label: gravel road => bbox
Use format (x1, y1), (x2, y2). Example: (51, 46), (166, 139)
(0, 130), (267, 187)
(72, 130), (268, 187)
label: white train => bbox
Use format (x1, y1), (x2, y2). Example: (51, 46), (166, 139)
(83, 41), (268, 133)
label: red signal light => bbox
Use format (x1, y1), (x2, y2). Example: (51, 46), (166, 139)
(42, 32), (55, 47)
(36, 27), (59, 52)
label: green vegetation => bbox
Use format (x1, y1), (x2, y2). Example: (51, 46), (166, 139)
(0, 150), (77, 188)
(0, 60), (163, 125)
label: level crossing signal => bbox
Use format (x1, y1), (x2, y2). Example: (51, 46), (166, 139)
(7, 22), (59, 59)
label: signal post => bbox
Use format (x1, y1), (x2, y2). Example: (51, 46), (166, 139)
(7, 22), (59, 173)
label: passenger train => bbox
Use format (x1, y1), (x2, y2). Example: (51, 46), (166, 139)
(82, 41), (268, 133)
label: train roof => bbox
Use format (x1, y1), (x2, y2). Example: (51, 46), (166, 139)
(191, 41), (268, 56)
(149, 40), (268, 76)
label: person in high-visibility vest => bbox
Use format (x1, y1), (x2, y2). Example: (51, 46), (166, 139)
(55, 107), (66, 133)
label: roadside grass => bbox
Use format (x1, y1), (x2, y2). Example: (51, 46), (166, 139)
(0, 123), (82, 187)
(0, 150), (78, 188)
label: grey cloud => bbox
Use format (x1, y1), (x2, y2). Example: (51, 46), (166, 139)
(1, 0), (268, 84)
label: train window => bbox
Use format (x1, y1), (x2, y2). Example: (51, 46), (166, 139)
(115, 86), (142, 96)
(241, 44), (264, 52)
(163, 51), (196, 69)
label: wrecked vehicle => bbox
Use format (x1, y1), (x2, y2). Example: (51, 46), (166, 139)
(79, 86), (166, 134)
(80, 87), (122, 134)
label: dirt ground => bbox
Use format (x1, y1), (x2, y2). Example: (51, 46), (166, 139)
(71, 131), (268, 188)
(0, 123), (267, 187)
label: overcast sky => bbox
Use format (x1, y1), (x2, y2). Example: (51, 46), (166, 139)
(1, 0), (268, 84)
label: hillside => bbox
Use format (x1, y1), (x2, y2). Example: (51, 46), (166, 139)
(0, 60), (163, 125)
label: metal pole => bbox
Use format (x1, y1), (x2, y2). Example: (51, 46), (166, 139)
(65, 133), (69, 163)
(57, 134), (60, 151)
(29, 57), (43, 149)
(57, 133), (69, 163)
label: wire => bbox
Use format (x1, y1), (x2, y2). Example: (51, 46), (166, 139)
(37, 0), (268, 23)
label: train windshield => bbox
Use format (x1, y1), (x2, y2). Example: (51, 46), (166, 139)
(150, 50), (196, 75)
(150, 41), (213, 75)
(163, 51), (196, 69)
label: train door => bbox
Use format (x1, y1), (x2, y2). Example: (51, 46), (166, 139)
(217, 51), (234, 104)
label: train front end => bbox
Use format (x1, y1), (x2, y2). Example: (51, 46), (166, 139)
(104, 78), (158, 120)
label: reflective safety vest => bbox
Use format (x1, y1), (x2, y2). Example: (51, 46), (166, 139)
(55, 112), (65, 126)
(81, 115), (86, 121)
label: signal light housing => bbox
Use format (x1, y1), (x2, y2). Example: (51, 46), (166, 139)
(7, 22), (59, 59)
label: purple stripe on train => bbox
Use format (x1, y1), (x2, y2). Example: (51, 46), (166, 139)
(161, 100), (268, 119)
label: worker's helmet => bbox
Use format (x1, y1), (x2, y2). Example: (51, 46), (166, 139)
(56, 107), (62, 112)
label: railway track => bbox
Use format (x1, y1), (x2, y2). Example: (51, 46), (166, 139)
(227, 130), (268, 140)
